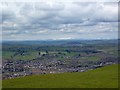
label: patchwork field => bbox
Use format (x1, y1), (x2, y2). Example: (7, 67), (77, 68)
(2, 64), (118, 88)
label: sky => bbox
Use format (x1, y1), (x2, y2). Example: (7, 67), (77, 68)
(0, 0), (118, 41)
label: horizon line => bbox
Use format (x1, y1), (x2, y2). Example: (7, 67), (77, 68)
(2, 38), (119, 42)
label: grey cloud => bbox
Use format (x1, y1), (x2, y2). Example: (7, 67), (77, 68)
(2, 11), (16, 22)
(1, 2), (118, 40)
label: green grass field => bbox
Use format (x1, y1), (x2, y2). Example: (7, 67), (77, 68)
(2, 52), (102, 61)
(2, 51), (14, 59)
(81, 56), (101, 61)
(2, 64), (118, 88)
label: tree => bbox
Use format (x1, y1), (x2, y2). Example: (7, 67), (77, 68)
(38, 52), (41, 55)
(46, 50), (48, 54)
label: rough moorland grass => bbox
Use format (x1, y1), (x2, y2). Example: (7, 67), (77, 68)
(2, 64), (118, 88)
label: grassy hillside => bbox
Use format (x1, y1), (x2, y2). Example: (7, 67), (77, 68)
(2, 64), (118, 88)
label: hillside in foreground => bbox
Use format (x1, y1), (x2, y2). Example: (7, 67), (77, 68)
(2, 64), (118, 88)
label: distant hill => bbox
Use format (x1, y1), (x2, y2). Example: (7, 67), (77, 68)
(2, 39), (118, 46)
(2, 64), (118, 88)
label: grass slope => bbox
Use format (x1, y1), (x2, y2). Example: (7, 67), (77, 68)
(2, 64), (118, 88)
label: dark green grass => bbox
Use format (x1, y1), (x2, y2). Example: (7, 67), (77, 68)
(2, 64), (118, 88)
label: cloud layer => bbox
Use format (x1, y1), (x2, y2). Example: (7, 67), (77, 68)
(1, 1), (118, 40)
